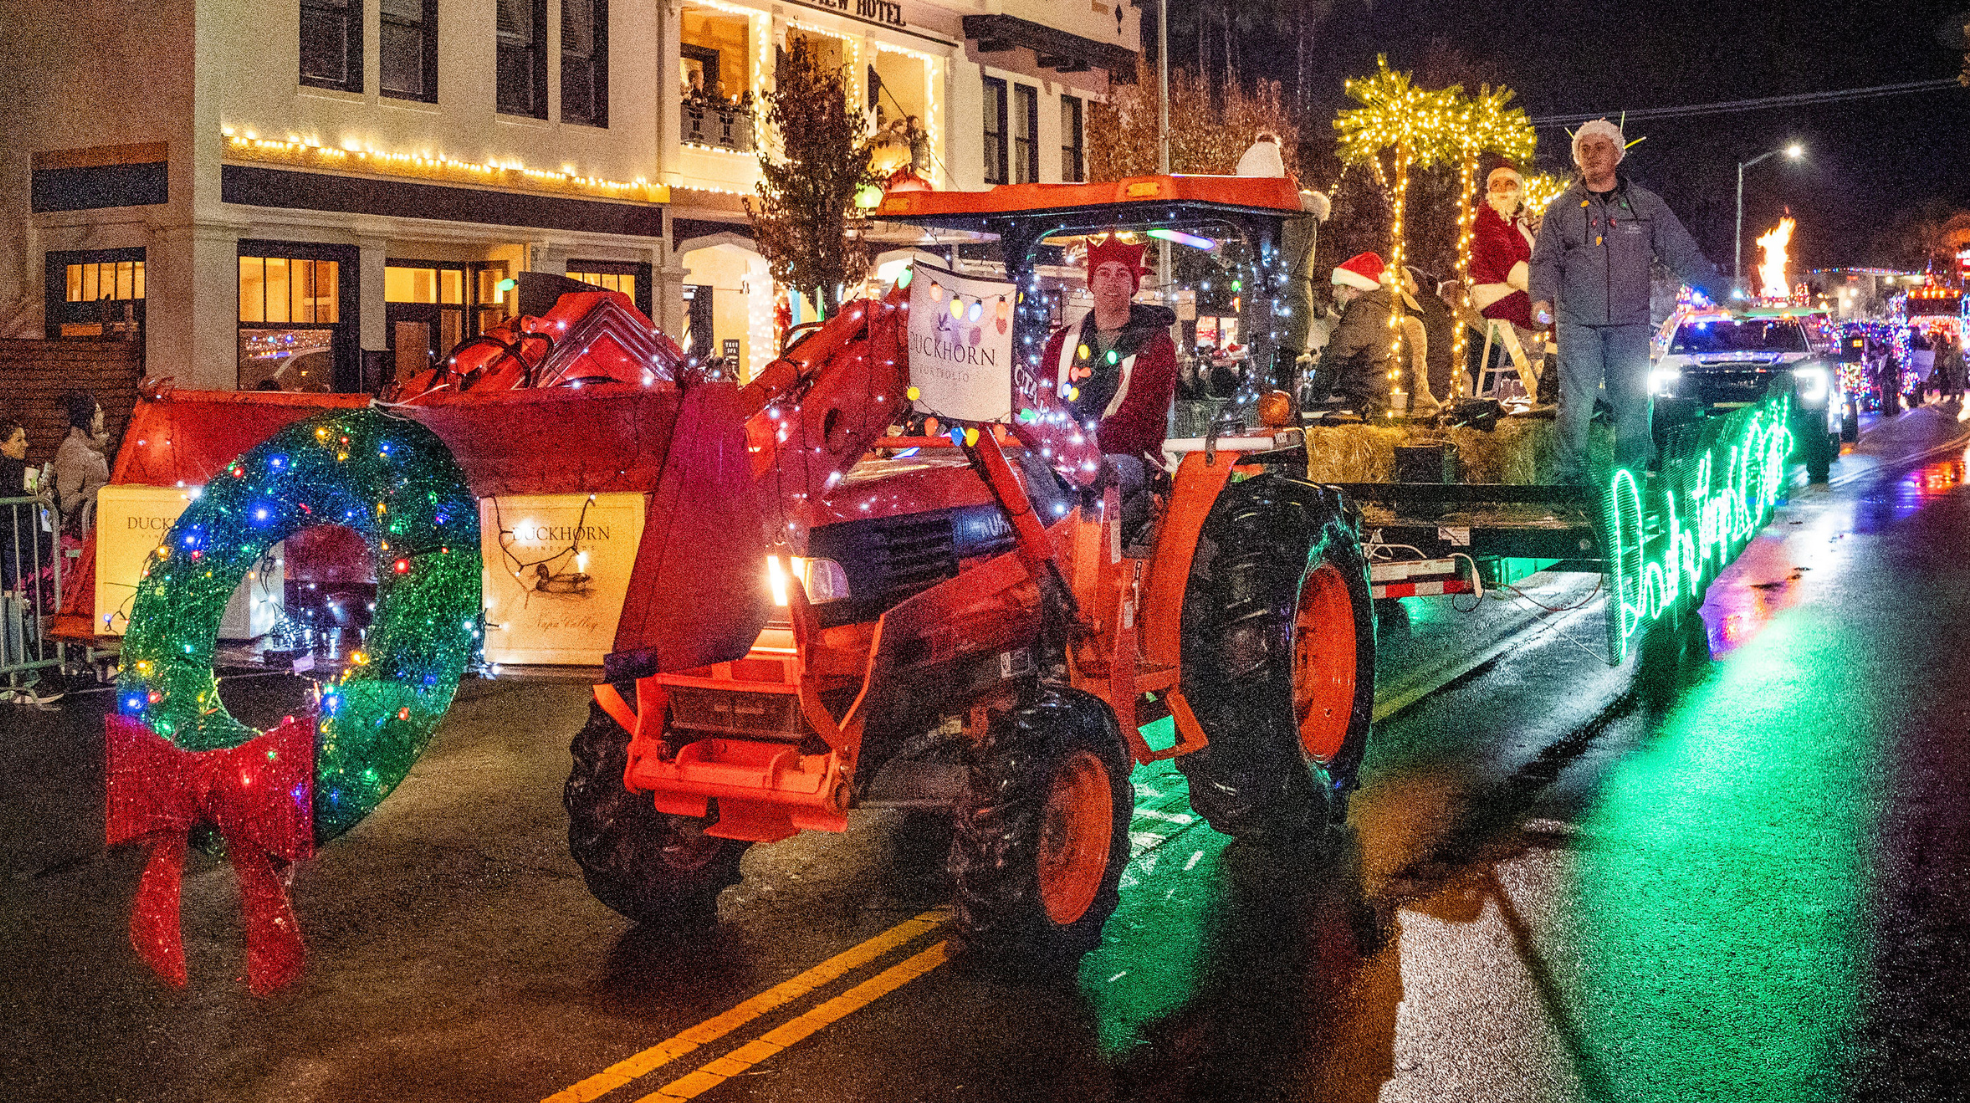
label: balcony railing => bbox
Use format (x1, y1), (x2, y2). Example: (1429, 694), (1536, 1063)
(682, 100), (753, 153)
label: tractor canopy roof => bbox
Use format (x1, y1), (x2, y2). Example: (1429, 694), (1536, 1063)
(875, 174), (1305, 239)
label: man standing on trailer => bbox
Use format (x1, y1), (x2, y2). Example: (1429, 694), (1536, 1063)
(1530, 119), (1717, 482)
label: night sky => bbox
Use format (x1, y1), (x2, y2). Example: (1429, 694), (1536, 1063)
(1256, 0), (1970, 275)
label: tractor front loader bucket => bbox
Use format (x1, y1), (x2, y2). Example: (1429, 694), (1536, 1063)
(71, 378), (769, 676)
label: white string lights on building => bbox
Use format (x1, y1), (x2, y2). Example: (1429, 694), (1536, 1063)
(222, 130), (666, 204)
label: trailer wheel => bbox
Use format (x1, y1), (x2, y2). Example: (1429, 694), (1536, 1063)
(565, 697), (749, 925)
(950, 690), (1132, 974)
(1177, 476), (1375, 840)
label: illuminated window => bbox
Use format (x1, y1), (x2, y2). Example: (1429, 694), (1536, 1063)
(239, 256), (339, 324)
(385, 265), (465, 304)
(567, 270), (635, 298)
(47, 247), (145, 339)
(64, 260), (145, 302)
(566, 260), (650, 319)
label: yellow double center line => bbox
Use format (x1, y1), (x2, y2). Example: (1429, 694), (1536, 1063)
(542, 909), (951, 1103)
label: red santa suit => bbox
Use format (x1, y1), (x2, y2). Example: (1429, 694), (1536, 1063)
(1470, 200), (1535, 329)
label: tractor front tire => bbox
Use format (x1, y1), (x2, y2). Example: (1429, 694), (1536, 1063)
(950, 690), (1132, 975)
(1178, 476), (1376, 841)
(565, 697), (750, 925)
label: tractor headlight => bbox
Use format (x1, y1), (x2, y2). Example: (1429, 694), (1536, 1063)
(1793, 364), (1829, 406)
(767, 555), (851, 605)
(1648, 364), (1682, 396)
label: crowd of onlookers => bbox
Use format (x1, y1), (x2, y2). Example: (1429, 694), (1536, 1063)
(2, 390), (112, 708)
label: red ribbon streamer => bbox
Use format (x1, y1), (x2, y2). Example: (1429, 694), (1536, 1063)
(105, 714), (316, 996)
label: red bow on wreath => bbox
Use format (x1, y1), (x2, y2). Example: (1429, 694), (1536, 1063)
(105, 714), (316, 996)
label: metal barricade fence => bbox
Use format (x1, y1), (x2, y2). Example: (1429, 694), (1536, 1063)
(1, 493), (64, 687)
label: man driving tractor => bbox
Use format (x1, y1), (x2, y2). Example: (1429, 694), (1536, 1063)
(1034, 234), (1180, 534)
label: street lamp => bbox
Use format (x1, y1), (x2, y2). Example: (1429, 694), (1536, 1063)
(1736, 143), (1804, 295)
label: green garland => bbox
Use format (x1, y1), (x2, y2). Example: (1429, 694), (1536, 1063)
(117, 408), (483, 842)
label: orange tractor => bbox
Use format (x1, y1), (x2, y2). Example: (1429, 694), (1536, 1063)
(566, 175), (1376, 970)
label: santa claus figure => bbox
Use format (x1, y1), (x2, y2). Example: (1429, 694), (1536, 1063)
(1470, 163), (1535, 329)
(1468, 163), (1546, 400)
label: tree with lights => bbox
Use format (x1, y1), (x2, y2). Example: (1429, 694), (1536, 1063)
(1444, 85), (1537, 395)
(745, 34), (880, 315)
(1333, 56), (1458, 408)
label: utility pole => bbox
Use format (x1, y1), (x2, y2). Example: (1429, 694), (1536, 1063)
(1156, 0), (1171, 296)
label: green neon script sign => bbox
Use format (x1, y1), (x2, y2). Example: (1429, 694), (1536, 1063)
(1604, 393), (1794, 660)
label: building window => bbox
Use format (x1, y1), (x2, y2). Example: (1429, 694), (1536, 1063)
(496, 0), (548, 118)
(568, 260), (652, 319)
(238, 242), (359, 392)
(566, 268), (635, 300)
(383, 261), (507, 384)
(1061, 96), (1084, 183)
(381, 0), (439, 102)
(45, 248), (145, 339)
(1012, 84), (1038, 184)
(982, 76), (1008, 186)
(300, 0), (363, 93)
(561, 0), (608, 127)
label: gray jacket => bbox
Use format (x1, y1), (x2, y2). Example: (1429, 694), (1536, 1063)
(1529, 177), (1716, 327)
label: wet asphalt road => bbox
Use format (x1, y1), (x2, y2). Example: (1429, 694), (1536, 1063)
(5, 409), (1970, 1102)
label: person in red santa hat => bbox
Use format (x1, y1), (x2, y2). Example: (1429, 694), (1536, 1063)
(1469, 161), (1547, 402)
(1307, 251), (1395, 416)
(1037, 233), (1179, 466)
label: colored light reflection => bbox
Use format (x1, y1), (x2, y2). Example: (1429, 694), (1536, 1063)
(1574, 598), (1869, 1100)
(1078, 740), (1227, 1056)
(1853, 451), (1969, 534)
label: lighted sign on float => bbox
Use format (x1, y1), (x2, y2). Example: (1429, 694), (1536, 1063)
(95, 485), (283, 639)
(478, 492), (646, 665)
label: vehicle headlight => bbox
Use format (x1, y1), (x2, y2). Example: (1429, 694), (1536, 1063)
(766, 555), (851, 605)
(1648, 365), (1681, 396)
(1793, 365), (1828, 405)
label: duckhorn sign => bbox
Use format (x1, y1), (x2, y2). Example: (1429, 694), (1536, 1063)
(907, 261), (1016, 423)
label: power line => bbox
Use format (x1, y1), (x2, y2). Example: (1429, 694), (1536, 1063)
(1529, 78), (1960, 127)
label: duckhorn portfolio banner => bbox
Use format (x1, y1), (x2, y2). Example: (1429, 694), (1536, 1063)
(906, 261), (1016, 423)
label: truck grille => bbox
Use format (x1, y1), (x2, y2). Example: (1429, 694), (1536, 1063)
(1684, 368), (1774, 405)
(806, 510), (962, 626)
(667, 686), (807, 740)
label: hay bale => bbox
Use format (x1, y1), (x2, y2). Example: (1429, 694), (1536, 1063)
(1299, 415), (1604, 485)
(1302, 423), (1411, 482)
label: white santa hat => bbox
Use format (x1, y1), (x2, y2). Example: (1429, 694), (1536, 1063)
(1331, 251), (1385, 291)
(1571, 119), (1626, 165)
(1486, 163), (1523, 189)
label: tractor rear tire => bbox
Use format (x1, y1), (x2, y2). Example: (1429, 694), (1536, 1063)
(950, 690), (1132, 975)
(565, 697), (750, 925)
(1177, 475), (1375, 841)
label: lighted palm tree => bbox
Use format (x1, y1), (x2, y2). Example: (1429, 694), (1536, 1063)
(1334, 55), (1457, 407)
(1446, 84), (1537, 393)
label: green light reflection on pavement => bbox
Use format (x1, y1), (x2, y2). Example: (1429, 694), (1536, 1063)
(1078, 719), (1233, 1057)
(1575, 608), (1870, 1101)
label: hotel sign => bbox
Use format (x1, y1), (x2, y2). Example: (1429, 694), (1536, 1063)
(786, 0), (907, 31)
